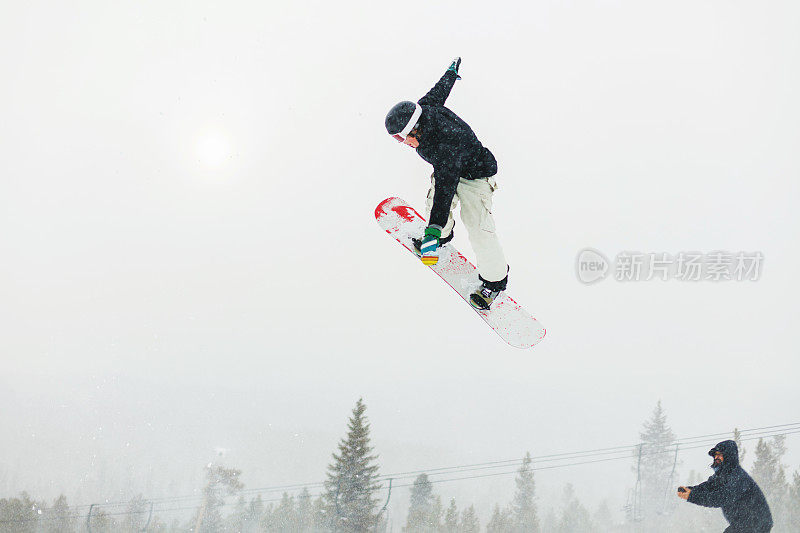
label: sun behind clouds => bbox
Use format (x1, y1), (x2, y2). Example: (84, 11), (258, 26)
(195, 129), (233, 169)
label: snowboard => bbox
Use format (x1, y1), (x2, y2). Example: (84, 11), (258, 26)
(375, 197), (546, 349)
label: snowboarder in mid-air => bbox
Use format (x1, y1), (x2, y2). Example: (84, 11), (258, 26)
(678, 440), (773, 532)
(385, 57), (509, 310)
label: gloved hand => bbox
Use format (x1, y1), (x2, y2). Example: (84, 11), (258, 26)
(420, 226), (441, 265)
(447, 57), (462, 80)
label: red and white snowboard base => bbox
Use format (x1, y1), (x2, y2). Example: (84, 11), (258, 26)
(375, 197), (546, 349)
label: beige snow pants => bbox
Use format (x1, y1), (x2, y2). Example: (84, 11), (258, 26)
(424, 174), (509, 283)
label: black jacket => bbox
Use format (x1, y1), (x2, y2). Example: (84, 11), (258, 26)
(688, 440), (772, 531)
(414, 70), (497, 228)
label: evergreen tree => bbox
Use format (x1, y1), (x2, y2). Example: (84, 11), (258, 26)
(542, 508), (559, 532)
(458, 505), (479, 533)
(89, 507), (116, 533)
(226, 495), (248, 533)
(259, 503), (275, 532)
(787, 471), (800, 528)
(557, 484), (592, 533)
(592, 500), (614, 531)
(265, 492), (297, 531)
(244, 495), (265, 532)
(296, 488), (314, 532)
(121, 494), (148, 532)
(733, 427), (746, 465)
(429, 496), (443, 532)
(192, 464), (244, 532)
(312, 495), (329, 532)
(636, 400), (677, 525)
(442, 498), (458, 533)
(510, 451), (538, 532)
(45, 494), (75, 533)
(0, 492), (44, 533)
(227, 494), (264, 532)
(324, 398), (382, 532)
(404, 474), (440, 532)
(485, 504), (512, 532)
(751, 437), (789, 530)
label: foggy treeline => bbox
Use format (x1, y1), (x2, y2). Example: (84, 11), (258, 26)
(2, 400), (799, 532)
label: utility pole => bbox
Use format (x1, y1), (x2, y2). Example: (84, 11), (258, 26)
(661, 444), (679, 514)
(86, 503), (95, 533)
(375, 479), (393, 532)
(634, 443), (643, 525)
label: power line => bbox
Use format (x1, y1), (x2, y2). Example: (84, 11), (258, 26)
(2, 423), (798, 525)
(119, 421), (800, 509)
(36, 423), (800, 514)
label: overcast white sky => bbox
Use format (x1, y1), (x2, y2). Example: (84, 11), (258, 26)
(1, 0), (799, 526)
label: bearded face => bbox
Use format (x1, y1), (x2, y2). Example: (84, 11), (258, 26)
(711, 452), (724, 471)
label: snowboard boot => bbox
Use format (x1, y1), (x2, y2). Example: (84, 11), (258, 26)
(469, 274), (508, 310)
(412, 231), (454, 256)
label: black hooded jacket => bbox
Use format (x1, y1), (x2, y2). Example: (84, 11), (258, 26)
(413, 70), (497, 229)
(688, 440), (773, 531)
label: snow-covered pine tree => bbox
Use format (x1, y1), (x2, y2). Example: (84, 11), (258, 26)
(431, 496), (443, 531)
(788, 471), (800, 528)
(296, 487), (314, 531)
(557, 484), (593, 533)
(192, 464), (243, 532)
(510, 451), (539, 532)
(0, 492), (44, 533)
(592, 500), (614, 530)
(259, 503), (275, 531)
(46, 494), (76, 533)
(442, 498), (458, 533)
(636, 400), (677, 526)
(459, 505), (480, 533)
(312, 495), (328, 531)
(227, 495), (248, 533)
(121, 494), (147, 532)
(324, 398), (382, 532)
(485, 504), (512, 532)
(269, 492), (298, 531)
(403, 473), (440, 532)
(243, 495), (265, 532)
(751, 437), (789, 529)
(90, 507), (116, 532)
(541, 508), (559, 532)
(733, 427), (747, 465)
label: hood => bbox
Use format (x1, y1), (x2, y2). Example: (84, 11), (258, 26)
(708, 440), (740, 469)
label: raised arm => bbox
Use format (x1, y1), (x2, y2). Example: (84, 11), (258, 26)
(418, 58), (461, 107)
(687, 477), (731, 508)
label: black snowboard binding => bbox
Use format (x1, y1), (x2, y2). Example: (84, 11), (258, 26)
(469, 273), (508, 310)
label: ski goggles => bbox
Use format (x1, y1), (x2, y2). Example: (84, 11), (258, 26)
(391, 103), (422, 142)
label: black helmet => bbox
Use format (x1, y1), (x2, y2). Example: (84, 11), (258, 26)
(385, 101), (422, 141)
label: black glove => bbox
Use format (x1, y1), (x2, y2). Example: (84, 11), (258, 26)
(448, 57), (461, 80)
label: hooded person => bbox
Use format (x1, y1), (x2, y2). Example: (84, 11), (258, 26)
(384, 57), (509, 310)
(678, 440), (773, 532)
